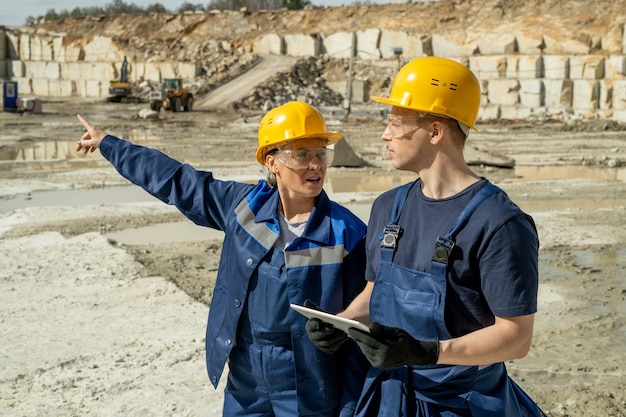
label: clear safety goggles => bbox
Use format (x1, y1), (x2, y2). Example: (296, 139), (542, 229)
(275, 147), (334, 169)
(385, 112), (470, 138)
(384, 113), (426, 139)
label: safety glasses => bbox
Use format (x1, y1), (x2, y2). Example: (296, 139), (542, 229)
(385, 113), (426, 139)
(275, 147), (334, 169)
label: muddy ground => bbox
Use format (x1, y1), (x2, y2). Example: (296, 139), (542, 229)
(1, 99), (625, 416)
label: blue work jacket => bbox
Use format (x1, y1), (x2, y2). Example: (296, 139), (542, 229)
(100, 135), (369, 416)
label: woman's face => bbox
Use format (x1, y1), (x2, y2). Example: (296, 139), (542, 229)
(267, 138), (330, 199)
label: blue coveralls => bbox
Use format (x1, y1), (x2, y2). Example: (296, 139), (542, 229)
(356, 181), (546, 417)
(99, 135), (369, 416)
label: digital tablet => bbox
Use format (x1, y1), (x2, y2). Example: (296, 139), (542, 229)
(290, 303), (370, 334)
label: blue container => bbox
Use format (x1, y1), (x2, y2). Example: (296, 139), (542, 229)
(3, 81), (18, 110)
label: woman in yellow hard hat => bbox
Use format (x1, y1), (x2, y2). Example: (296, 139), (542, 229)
(75, 101), (368, 416)
(305, 57), (547, 416)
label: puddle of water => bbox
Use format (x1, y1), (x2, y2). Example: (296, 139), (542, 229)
(512, 165), (626, 182)
(517, 198), (625, 212)
(7, 141), (101, 163)
(0, 186), (155, 213)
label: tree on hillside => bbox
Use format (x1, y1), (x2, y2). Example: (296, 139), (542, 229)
(205, 0), (308, 11)
(178, 2), (206, 12)
(25, 0), (308, 25)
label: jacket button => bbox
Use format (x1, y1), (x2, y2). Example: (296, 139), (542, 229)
(225, 339), (232, 346)
(233, 299), (241, 308)
(246, 258), (253, 266)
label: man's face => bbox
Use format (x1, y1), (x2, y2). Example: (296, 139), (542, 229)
(382, 107), (433, 172)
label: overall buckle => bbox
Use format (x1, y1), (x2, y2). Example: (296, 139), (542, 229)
(432, 236), (455, 264)
(381, 224), (402, 249)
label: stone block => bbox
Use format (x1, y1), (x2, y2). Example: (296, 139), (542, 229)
(0, 60), (6, 77)
(613, 109), (626, 123)
(572, 80), (600, 110)
(379, 30), (431, 59)
(506, 56), (542, 79)
(24, 61), (46, 78)
(351, 79), (371, 103)
(499, 105), (536, 120)
(178, 62), (200, 79)
(543, 35), (590, 54)
(323, 32), (355, 58)
(486, 79), (520, 106)
(62, 62), (113, 81)
(515, 32), (543, 55)
(543, 56), (569, 79)
(606, 55), (626, 78)
(570, 55), (605, 79)
(75, 80), (88, 98)
(356, 29), (381, 60)
(83, 36), (122, 62)
(85, 80), (106, 97)
(599, 80), (613, 110)
(479, 105), (501, 121)
(468, 56), (507, 79)
(51, 37), (64, 62)
(612, 79), (626, 110)
(57, 80), (77, 97)
(30, 36), (45, 61)
(431, 34), (477, 59)
(19, 34), (30, 61)
(284, 34), (320, 57)
(143, 62), (162, 82)
(253, 33), (284, 55)
(544, 79), (573, 108)
(8, 60), (24, 77)
(477, 33), (516, 55)
(14, 77), (32, 95)
(57, 42), (83, 62)
(519, 79), (544, 107)
(31, 78), (49, 96)
(6, 32), (19, 60)
(44, 62), (61, 79)
(159, 62), (178, 79)
(0, 32), (6, 60)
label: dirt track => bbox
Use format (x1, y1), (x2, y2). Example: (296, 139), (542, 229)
(1, 98), (625, 416)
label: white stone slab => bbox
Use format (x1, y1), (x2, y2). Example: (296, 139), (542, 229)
(356, 29), (381, 60)
(323, 32), (355, 58)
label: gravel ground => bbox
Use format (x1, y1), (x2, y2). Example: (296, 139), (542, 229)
(1, 99), (625, 416)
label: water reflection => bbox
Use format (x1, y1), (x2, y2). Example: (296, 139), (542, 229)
(512, 165), (626, 182)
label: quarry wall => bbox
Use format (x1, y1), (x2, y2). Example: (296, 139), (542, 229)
(1, 18), (626, 122)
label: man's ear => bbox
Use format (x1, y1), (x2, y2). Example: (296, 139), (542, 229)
(429, 120), (445, 144)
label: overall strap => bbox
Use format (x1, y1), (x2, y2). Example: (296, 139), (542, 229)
(380, 181), (414, 262)
(431, 183), (500, 276)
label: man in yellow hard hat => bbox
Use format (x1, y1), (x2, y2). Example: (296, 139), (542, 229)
(305, 57), (547, 416)
(75, 101), (369, 416)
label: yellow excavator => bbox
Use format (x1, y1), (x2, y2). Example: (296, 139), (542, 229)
(108, 56), (131, 102)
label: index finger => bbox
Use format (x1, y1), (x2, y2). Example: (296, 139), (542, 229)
(77, 114), (93, 130)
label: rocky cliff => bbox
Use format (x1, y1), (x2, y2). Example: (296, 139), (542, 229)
(2, 0), (626, 121)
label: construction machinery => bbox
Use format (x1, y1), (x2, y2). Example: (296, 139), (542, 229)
(108, 56), (132, 102)
(149, 78), (194, 112)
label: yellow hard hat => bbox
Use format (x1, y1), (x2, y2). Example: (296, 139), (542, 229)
(371, 56), (481, 130)
(256, 101), (342, 164)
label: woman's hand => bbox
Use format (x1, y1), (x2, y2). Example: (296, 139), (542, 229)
(76, 114), (108, 154)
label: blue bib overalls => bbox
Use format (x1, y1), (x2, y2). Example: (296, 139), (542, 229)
(356, 182), (546, 417)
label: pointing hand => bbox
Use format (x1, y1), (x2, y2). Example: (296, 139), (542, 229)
(76, 114), (108, 154)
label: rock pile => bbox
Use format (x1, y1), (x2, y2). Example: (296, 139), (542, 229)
(234, 56), (344, 110)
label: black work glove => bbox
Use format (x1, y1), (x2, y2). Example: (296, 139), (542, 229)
(303, 299), (349, 354)
(347, 322), (439, 370)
